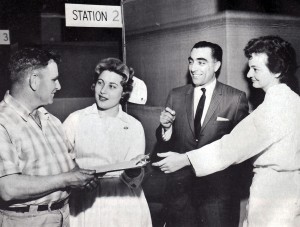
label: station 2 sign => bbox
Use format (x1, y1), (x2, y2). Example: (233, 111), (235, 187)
(65, 3), (122, 28)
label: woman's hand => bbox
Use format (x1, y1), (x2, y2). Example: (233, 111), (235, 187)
(124, 154), (149, 178)
(132, 154), (150, 166)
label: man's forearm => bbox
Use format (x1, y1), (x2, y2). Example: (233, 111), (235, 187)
(0, 173), (68, 202)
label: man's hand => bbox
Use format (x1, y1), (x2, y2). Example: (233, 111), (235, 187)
(160, 107), (176, 130)
(152, 152), (191, 173)
(64, 168), (99, 190)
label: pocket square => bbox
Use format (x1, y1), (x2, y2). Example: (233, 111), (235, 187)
(216, 117), (229, 121)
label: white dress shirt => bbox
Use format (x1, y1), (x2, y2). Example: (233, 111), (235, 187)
(193, 78), (216, 125)
(162, 78), (217, 141)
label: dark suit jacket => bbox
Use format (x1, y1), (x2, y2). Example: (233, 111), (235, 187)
(164, 81), (248, 152)
(157, 81), (249, 225)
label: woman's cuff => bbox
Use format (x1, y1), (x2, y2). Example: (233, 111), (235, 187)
(120, 168), (144, 189)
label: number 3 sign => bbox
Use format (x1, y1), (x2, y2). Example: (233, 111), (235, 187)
(0, 30), (10, 45)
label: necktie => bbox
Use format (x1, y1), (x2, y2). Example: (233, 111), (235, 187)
(194, 88), (206, 139)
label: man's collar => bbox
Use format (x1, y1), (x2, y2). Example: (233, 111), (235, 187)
(4, 91), (49, 122)
(194, 78), (217, 92)
(4, 91), (32, 121)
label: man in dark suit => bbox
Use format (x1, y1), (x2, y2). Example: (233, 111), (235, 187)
(153, 41), (249, 227)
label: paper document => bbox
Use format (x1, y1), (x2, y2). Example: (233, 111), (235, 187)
(93, 155), (150, 174)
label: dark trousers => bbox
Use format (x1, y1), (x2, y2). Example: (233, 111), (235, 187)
(192, 198), (240, 227)
(192, 178), (240, 227)
(163, 168), (241, 227)
(163, 169), (197, 227)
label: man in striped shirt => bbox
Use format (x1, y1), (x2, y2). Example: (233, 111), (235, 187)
(0, 48), (98, 227)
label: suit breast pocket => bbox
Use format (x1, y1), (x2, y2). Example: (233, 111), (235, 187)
(212, 121), (232, 135)
(212, 120), (231, 126)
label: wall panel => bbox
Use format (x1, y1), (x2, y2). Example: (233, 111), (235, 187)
(42, 42), (121, 98)
(125, 13), (227, 106)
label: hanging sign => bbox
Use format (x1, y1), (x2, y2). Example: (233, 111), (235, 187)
(0, 30), (10, 45)
(65, 3), (122, 28)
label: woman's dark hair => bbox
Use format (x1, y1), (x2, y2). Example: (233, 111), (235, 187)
(244, 36), (297, 83)
(93, 58), (134, 104)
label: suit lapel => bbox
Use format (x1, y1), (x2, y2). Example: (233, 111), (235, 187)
(201, 81), (222, 133)
(185, 86), (195, 135)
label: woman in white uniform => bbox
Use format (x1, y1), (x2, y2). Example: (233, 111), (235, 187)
(153, 36), (300, 227)
(64, 58), (152, 227)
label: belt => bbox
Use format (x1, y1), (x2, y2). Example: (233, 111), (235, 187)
(1, 199), (67, 213)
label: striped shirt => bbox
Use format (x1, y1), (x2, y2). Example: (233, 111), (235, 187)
(0, 91), (75, 206)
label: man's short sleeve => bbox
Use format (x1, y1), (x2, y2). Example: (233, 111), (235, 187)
(0, 124), (21, 177)
(63, 113), (79, 160)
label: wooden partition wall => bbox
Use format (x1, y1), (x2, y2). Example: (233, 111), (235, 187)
(42, 42), (121, 98)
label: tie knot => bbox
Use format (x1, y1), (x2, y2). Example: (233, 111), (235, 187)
(201, 88), (206, 94)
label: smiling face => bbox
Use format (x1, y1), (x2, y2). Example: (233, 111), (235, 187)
(188, 47), (221, 87)
(247, 53), (280, 92)
(94, 70), (124, 114)
(35, 60), (61, 105)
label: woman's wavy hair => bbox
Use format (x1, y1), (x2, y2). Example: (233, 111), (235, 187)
(244, 35), (297, 83)
(93, 58), (134, 104)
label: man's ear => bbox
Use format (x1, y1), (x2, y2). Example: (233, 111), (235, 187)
(29, 73), (39, 91)
(214, 61), (221, 73)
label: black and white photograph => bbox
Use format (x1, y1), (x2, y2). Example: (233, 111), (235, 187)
(0, 0), (300, 226)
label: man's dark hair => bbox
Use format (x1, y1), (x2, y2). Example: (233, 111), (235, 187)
(244, 35), (297, 83)
(192, 41), (223, 62)
(8, 47), (61, 83)
(192, 41), (223, 76)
